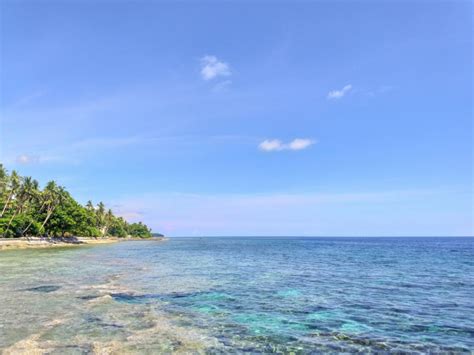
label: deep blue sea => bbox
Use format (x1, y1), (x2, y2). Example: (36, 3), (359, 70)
(1, 237), (473, 353)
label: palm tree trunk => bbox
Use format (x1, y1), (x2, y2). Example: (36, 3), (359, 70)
(0, 193), (13, 218)
(22, 219), (35, 236)
(4, 210), (18, 235)
(41, 207), (55, 228)
(22, 202), (47, 235)
(6, 203), (25, 234)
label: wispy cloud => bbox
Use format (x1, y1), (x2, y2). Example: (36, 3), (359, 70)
(327, 84), (352, 100)
(115, 210), (145, 221)
(2, 134), (264, 169)
(15, 154), (40, 165)
(200, 55), (231, 80)
(212, 80), (232, 93)
(11, 90), (46, 108)
(3, 136), (142, 168)
(259, 138), (316, 152)
(70, 136), (141, 150)
(365, 85), (394, 97)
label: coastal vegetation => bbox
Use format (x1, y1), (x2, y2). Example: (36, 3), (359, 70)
(0, 164), (152, 239)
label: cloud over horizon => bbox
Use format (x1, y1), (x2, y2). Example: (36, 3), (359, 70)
(259, 138), (316, 152)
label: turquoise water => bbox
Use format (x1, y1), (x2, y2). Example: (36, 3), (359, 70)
(0, 237), (473, 353)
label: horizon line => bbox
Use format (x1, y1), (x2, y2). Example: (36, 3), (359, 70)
(166, 235), (474, 238)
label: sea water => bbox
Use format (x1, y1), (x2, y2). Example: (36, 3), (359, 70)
(0, 237), (473, 353)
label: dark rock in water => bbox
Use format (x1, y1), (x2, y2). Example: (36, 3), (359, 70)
(24, 285), (61, 293)
(100, 322), (125, 329)
(84, 315), (102, 323)
(110, 292), (141, 302)
(169, 292), (192, 298)
(78, 295), (102, 300)
(110, 290), (228, 304)
(110, 292), (161, 304)
(84, 314), (125, 329)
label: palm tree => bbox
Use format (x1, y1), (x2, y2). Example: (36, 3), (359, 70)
(4, 176), (37, 234)
(103, 209), (114, 237)
(0, 165), (9, 219)
(96, 202), (107, 236)
(21, 179), (42, 236)
(0, 164), (7, 195)
(17, 177), (36, 213)
(86, 200), (94, 211)
(40, 181), (60, 229)
(0, 170), (20, 218)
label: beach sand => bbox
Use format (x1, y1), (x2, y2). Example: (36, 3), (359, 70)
(0, 237), (167, 251)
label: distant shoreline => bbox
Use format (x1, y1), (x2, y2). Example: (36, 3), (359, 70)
(0, 236), (167, 251)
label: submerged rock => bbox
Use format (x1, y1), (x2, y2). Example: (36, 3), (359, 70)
(24, 285), (61, 293)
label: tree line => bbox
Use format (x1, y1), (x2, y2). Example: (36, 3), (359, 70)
(0, 164), (152, 238)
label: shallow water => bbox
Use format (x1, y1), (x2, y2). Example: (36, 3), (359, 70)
(0, 237), (473, 353)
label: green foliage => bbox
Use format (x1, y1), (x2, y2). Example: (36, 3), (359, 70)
(128, 222), (152, 238)
(0, 166), (154, 238)
(8, 214), (43, 238)
(108, 217), (128, 238)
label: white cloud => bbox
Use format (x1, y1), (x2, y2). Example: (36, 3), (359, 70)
(200, 55), (231, 80)
(259, 138), (316, 152)
(259, 139), (284, 152)
(327, 84), (352, 100)
(16, 154), (40, 165)
(288, 138), (315, 150)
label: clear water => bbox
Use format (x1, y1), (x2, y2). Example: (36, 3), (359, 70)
(0, 237), (473, 353)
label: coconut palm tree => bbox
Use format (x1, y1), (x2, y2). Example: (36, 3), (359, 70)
(21, 179), (42, 236)
(0, 170), (20, 218)
(0, 164), (7, 196)
(103, 209), (115, 237)
(4, 176), (38, 234)
(41, 181), (60, 229)
(86, 200), (94, 211)
(0, 165), (9, 220)
(17, 177), (36, 213)
(96, 202), (107, 236)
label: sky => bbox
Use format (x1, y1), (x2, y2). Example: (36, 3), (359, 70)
(0, 0), (472, 236)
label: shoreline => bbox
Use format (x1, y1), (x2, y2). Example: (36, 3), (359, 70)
(0, 236), (167, 251)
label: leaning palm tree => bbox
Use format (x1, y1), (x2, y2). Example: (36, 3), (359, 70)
(40, 181), (60, 229)
(17, 177), (36, 213)
(0, 170), (20, 218)
(4, 176), (37, 235)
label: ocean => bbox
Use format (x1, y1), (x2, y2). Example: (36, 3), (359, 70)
(0, 237), (473, 353)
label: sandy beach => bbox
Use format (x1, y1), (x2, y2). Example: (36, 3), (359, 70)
(0, 237), (167, 251)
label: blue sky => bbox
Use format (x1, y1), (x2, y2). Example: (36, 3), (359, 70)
(1, 0), (472, 236)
